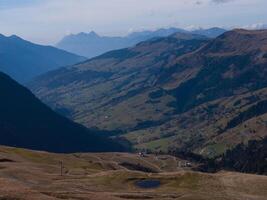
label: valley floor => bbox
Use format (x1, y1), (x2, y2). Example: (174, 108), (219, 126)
(0, 146), (266, 200)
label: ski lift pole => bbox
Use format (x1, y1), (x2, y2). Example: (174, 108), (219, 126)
(60, 161), (63, 176)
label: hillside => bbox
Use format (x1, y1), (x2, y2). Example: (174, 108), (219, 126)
(56, 27), (225, 58)
(29, 32), (208, 129)
(0, 146), (266, 200)
(29, 29), (267, 157)
(0, 34), (85, 83)
(0, 72), (125, 153)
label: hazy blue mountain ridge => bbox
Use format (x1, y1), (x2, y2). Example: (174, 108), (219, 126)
(56, 27), (226, 58)
(0, 34), (86, 83)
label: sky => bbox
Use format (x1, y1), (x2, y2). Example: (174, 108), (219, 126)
(0, 0), (266, 45)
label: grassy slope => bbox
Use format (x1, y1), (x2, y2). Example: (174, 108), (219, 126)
(29, 33), (208, 130)
(29, 30), (267, 157)
(0, 146), (267, 200)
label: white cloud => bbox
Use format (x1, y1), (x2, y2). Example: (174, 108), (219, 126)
(211, 0), (235, 3)
(242, 23), (267, 30)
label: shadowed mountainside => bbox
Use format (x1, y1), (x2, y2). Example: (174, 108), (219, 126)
(0, 72), (126, 153)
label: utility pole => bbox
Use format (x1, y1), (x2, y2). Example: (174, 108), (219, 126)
(60, 161), (63, 176)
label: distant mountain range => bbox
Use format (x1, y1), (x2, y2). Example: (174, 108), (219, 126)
(0, 34), (86, 83)
(191, 27), (227, 38)
(56, 27), (226, 58)
(0, 72), (125, 153)
(30, 29), (267, 158)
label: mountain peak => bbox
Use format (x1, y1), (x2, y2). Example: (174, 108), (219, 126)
(89, 31), (98, 36)
(0, 34), (21, 40)
(56, 27), (226, 58)
(76, 31), (99, 38)
(8, 34), (24, 42)
(9, 34), (20, 38)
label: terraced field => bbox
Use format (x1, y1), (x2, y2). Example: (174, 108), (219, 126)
(0, 146), (266, 200)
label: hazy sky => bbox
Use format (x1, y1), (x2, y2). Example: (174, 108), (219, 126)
(0, 0), (266, 45)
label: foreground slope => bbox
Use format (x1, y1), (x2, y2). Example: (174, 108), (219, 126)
(0, 72), (124, 153)
(30, 29), (267, 156)
(0, 34), (85, 82)
(0, 146), (266, 200)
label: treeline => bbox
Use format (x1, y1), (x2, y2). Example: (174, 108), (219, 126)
(170, 137), (267, 175)
(224, 100), (267, 131)
(218, 137), (267, 175)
